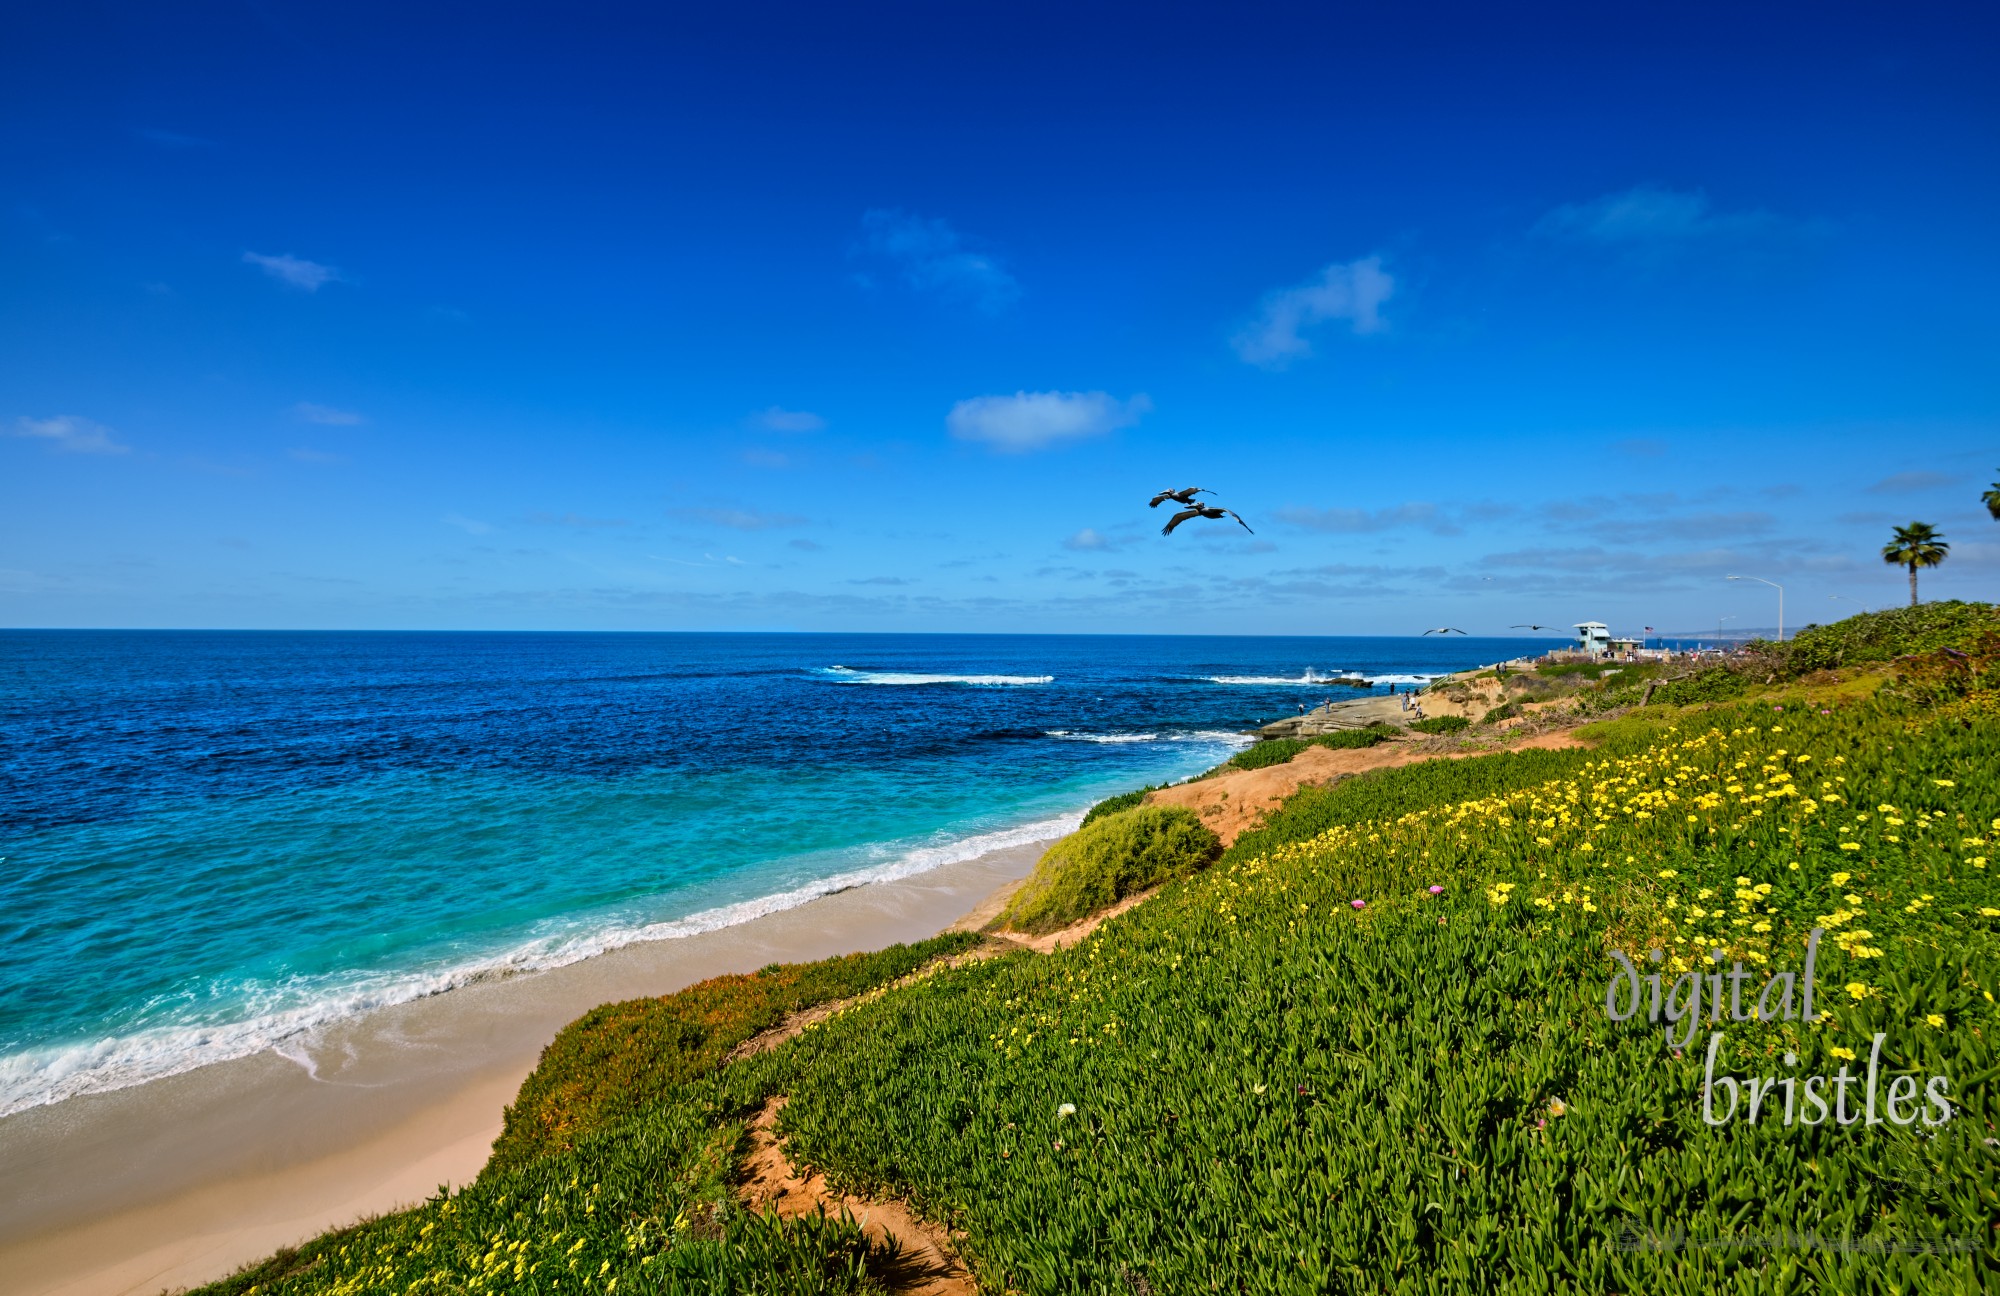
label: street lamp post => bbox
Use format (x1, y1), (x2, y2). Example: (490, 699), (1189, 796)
(1716, 614), (1735, 651)
(1829, 594), (1869, 615)
(1727, 574), (1785, 642)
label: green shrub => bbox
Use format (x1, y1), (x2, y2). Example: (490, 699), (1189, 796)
(1227, 737), (1310, 771)
(1409, 714), (1469, 735)
(1481, 702), (1521, 724)
(1780, 601), (1998, 675)
(1650, 664), (1752, 706)
(1226, 727), (1394, 773)
(998, 805), (1220, 935)
(1079, 784), (1161, 827)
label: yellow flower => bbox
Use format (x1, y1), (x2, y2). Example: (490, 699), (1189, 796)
(1830, 872), (1851, 886)
(1839, 843), (1860, 851)
(1925, 1014), (1945, 1028)
(1980, 908), (2000, 918)
(1844, 982), (1870, 1001)
(1829, 1046), (1857, 1061)
(1657, 869), (1678, 879)
(1934, 779), (1955, 788)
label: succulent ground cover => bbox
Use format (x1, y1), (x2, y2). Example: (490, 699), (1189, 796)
(1225, 727), (1398, 773)
(197, 613), (2000, 1296)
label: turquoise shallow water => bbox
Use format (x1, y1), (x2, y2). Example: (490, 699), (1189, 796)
(0, 630), (1534, 1115)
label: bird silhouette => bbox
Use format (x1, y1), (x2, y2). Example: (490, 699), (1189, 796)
(1161, 504), (1253, 536)
(1148, 486), (1212, 508)
(1421, 627), (1467, 635)
(1511, 623), (1552, 631)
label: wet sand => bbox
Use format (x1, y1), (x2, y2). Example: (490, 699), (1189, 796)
(0, 842), (1043, 1296)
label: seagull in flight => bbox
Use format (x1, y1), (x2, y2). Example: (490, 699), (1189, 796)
(1161, 503), (1253, 536)
(1421, 627), (1467, 635)
(1148, 486), (1212, 509)
(1510, 623), (1552, 631)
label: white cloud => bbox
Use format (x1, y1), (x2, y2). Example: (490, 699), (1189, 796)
(1063, 528), (1119, 551)
(857, 209), (1020, 313)
(749, 406), (825, 433)
(244, 251), (340, 291)
(670, 506), (808, 530)
(9, 415), (130, 455)
(1866, 470), (1958, 494)
(1233, 256), (1393, 369)
(294, 401), (365, 425)
(1535, 185), (1780, 244)
(1276, 501), (1449, 534)
(946, 391), (1150, 452)
(444, 513), (495, 535)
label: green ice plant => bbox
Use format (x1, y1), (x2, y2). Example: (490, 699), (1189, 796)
(194, 613), (2000, 1296)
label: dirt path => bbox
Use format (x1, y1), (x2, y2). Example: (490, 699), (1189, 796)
(725, 888), (1172, 1291)
(1145, 727), (1587, 846)
(738, 1097), (975, 1295)
(727, 726), (1587, 1287)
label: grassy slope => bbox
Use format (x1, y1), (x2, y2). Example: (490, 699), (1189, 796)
(997, 805), (1219, 936)
(195, 614), (2000, 1295)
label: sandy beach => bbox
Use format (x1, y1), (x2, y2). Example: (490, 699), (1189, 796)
(0, 841), (1045, 1296)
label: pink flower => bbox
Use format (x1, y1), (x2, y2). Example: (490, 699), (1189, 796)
(1427, 885), (1445, 896)
(1350, 899), (1366, 910)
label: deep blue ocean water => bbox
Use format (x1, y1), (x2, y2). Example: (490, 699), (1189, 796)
(0, 631), (1549, 1115)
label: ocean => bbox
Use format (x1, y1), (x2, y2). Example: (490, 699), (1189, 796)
(0, 630), (1545, 1116)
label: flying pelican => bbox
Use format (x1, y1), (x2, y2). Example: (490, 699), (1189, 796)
(1148, 486), (1212, 509)
(1161, 504), (1253, 536)
(1510, 623), (1552, 630)
(1421, 627), (1467, 635)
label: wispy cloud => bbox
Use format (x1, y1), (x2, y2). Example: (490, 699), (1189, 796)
(670, 506), (808, 530)
(1866, 470), (1958, 494)
(294, 401), (365, 425)
(1233, 256), (1393, 369)
(748, 406), (825, 433)
(525, 511), (629, 529)
(947, 390), (1150, 452)
(857, 209), (1020, 313)
(9, 415), (130, 455)
(1534, 185), (1781, 245)
(1275, 501), (1452, 534)
(1062, 527), (1131, 552)
(788, 538), (824, 552)
(848, 575), (916, 586)
(443, 513), (495, 535)
(244, 251), (340, 291)
(1615, 438), (1667, 457)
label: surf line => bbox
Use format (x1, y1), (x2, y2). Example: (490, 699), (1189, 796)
(1602, 930), (1954, 1129)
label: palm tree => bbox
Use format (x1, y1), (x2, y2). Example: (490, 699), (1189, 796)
(1983, 469), (2000, 521)
(1881, 522), (1949, 606)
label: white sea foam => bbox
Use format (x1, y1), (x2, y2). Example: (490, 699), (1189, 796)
(1205, 669), (1355, 686)
(0, 813), (1084, 1118)
(1364, 673), (1445, 686)
(1046, 729), (1252, 748)
(818, 666), (1053, 686)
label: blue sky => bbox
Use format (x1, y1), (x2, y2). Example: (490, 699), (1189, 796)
(4, 1), (1996, 633)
